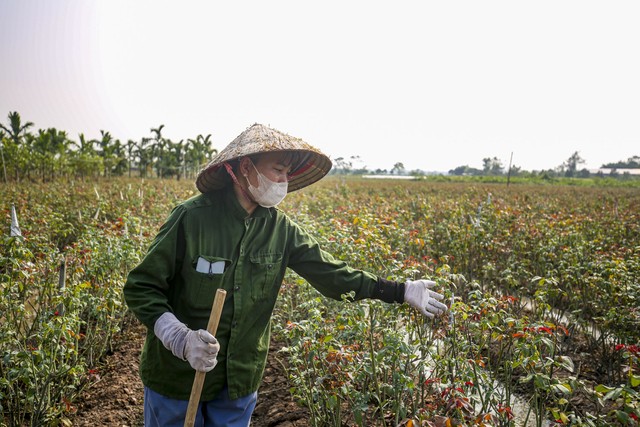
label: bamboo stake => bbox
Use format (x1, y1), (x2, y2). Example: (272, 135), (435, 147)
(507, 151), (514, 187)
(184, 288), (227, 427)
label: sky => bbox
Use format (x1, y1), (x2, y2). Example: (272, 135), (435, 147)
(1, 1), (639, 173)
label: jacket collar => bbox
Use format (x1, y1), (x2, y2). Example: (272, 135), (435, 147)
(222, 185), (273, 221)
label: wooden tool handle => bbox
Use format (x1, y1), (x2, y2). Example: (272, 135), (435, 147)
(184, 288), (227, 427)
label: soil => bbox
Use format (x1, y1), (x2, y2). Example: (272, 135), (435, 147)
(69, 318), (310, 427)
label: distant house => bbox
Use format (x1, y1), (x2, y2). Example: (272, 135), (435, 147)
(590, 168), (640, 176)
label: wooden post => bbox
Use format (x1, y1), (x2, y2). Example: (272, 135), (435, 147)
(506, 152), (514, 187)
(184, 289), (227, 427)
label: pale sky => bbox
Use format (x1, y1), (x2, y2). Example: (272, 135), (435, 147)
(1, 1), (638, 173)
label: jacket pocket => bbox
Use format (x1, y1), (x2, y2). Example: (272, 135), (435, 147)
(249, 252), (282, 301)
(183, 255), (230, 310)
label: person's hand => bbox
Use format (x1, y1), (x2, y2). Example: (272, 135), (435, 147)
(184, 329), (220, 372)
(404, 279), (448, 318)
(154, 312), (220, 372)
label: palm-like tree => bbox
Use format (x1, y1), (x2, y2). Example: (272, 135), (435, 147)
(186, 134), (216, 178)
(111, 139), (127, 176)
(0, 111), (33, 146)
(72, 133), (95, 155)
(0, 112), (224, 182)
(168, 139), (185, 180)
(49, 128), (71, 179)
(31, 128), (70, 181)
(126, 139), (137, 177)
(136, 137), (153, 178)
(149, 125), (165, 178)
(94, 130), (116, 177)
(0, 112), (34, 182)
(0, 130), (7, 183)
(70, 134), (100, 179)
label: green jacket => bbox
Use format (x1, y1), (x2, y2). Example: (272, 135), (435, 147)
(123, 186), (403, 400)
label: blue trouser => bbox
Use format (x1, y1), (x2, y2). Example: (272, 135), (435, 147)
(144, 386), (257, 427)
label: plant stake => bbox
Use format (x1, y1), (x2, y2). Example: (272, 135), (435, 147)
(184, 288), (227, 427)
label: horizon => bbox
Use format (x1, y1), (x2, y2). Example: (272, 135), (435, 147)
(0, 108), (637, 174)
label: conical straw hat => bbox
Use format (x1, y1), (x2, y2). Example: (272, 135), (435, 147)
(196, 124), (332, 193)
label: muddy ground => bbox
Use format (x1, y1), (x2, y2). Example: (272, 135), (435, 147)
(69, 319), (309, 426)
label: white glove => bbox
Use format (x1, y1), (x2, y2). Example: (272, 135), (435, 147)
(404, 279), (448, 318)
(154, 312), (220, 372)
(183, 329), (219, 372)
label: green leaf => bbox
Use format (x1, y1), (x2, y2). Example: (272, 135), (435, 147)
(557, 355), (574, 373)
(519, 374), (534, 384)
(534, 375), (548, 388)
(551, 383), (572, 394)
(539, 336), (554, 349)
(630, 374), (640, 387)
(604, 388), (623, 401)
(615, 410), (630, 424)
(595, 384), (614, 393)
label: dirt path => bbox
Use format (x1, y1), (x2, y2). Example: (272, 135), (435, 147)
(70, 319), (309, 426)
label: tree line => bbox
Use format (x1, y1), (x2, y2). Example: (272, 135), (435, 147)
(448, 153), (640, 179)
(2, 110), (637, 183)
(332, 152), (640, 179)
(0, 111), (217, 183)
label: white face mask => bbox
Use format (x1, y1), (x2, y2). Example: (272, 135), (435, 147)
(246, 161), (288, 207)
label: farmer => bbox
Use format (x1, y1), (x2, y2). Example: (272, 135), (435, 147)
(123, 123), (448, 427)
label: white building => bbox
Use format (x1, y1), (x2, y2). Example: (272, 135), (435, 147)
(590, 168), (640, 176)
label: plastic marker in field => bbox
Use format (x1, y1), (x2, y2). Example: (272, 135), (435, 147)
(10, 204), (21, 237)
(449, 294), (455, 325)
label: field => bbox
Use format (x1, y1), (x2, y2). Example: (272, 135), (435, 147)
(1, 176), (639, 426)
